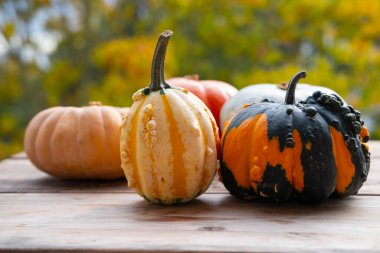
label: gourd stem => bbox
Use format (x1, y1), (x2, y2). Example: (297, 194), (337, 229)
(285, 71), (307, 104)
(149, 30), (173, 91)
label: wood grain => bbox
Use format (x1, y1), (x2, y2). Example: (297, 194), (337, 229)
(0, 151), (379, 195)
(1, 193), (380, 253)
(0, 159), (227, 194)
(0, 141), (380, 252)
(0, 159), (129, 193)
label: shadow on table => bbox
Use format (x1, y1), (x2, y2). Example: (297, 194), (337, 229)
(127, 193), (354, 224)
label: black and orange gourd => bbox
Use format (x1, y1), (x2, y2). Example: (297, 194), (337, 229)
(220, 71), (370, 203)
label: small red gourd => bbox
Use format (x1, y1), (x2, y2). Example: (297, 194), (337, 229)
(167, 75), (237, 130)
(220, 71), (370, 203)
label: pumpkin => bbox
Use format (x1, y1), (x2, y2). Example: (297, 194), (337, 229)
(24, 101), (129, 180)
(120, 30), (220, 205)
(220, 71), (370, 203)
(220, 81), (344, 132)
(167, 74), (237, 130)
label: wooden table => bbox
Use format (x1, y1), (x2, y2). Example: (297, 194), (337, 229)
(1, 142), (380, 253)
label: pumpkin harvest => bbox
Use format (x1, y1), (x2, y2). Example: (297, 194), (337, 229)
(120, 30), (220, 205)
(220, 71), (370, 203)
(24, 102), (129, 179)
(220, 80), (343, 132)
(167, 74), (237, 131)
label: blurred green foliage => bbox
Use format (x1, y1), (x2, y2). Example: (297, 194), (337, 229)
(1, 0), (380, 160)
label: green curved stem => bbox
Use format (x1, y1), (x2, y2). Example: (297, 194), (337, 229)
(149, 30), (173, 91)
(285, 71), (307, 104)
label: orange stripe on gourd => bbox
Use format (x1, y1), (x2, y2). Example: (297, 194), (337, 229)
(291, 130), (304, 192)
(223, 117), (256, 189)
(128, 96), (147, 193)
(330, 127), (356, 194)
(198, 118), (209, 192)
(245, 114), (304, 193)
(161, 95), (187, 198)
(175, 90), (217, 194)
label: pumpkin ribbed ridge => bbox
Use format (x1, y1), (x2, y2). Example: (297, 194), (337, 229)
(51, 109), (80, 177)
(36, 109), (67, 173)
(174, 90), (219, 194)
(77, 107), (101, 178)
(26, 107), (58, 170)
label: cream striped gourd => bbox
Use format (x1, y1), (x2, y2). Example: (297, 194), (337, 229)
(120, 30), (220, 204)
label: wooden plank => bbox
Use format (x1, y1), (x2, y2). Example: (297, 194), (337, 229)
(0, 140), (378, 195)
(0, 159), (129, 193)
(0, 193), (379, 252)
(0, 141), (379, 252)
(0, 155), (379, 195)
(0, 159), (227, 194)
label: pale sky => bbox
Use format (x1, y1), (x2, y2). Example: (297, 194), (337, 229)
(0, 0), (80, 69)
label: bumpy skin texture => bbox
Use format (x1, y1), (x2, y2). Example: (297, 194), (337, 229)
(24, 104), (129, 179)
(167, 76), (237, 130)
(220, 83), (343, 132)
(220, 92), (370, 204)
(120, 87), (220, 205)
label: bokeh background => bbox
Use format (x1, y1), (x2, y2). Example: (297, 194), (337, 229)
(1, 0), (380, 160)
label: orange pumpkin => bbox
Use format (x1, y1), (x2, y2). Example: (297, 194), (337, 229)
(24, 102), (129, 179)
(167, 75), (237, 130)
